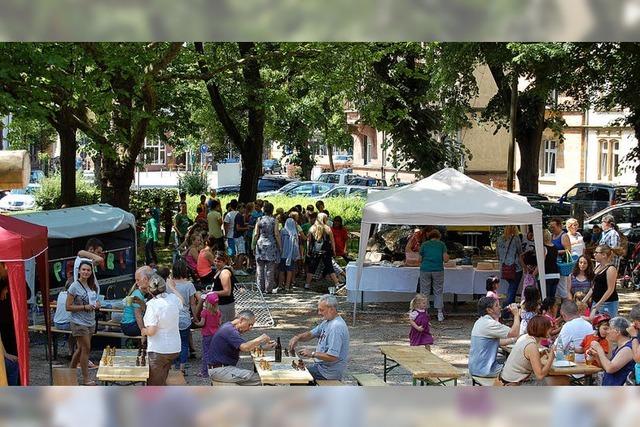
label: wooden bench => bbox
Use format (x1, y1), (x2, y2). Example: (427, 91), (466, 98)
(166, 370), (187, 385)
(29, 324), (142, 360)
(352, 373), (388, 386)
(315, 380), (346, 386)
(471, 375), (498, 386)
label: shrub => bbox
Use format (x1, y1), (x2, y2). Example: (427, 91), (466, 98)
(35, 172), (100, 210)
(178, 168), (209, 196)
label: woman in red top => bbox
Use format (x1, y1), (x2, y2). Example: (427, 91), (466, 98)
(576, 313), (611, 367)
(331, 216), (351, 262)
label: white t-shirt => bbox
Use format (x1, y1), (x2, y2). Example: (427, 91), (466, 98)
(558, 317), (593, 363)
(143, 293), (181, 354)
(53, 291), (72, 324)
(223, 211), (238, 237)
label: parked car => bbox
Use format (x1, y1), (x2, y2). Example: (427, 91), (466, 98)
(0, 189), (37, 211)
(262, 159), (282, 174)
(582, 202), (640, 239)
(315, 185), (378, 199)
(557, 183), (632, 217)
(528, 199), (572, 226)
(316, 172), (359, 185)
(346, 176), (388, 187)
(216, 176), (291, 195)
(516, 192), (549, 202)
(258, 181), (335, 198)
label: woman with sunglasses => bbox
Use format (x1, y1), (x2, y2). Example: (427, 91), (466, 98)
(66, 260), (100, 385)
(211, 251), (238, 323)
(585, 244), (619, 317)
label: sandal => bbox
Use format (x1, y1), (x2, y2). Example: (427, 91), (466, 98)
(82, 381), (97, 386)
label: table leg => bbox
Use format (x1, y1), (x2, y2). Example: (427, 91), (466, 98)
(360, 291), (364, 311)
(383, 354), (387, 382)
(53, 333), (58, 360)
(453, 294), (458, 312)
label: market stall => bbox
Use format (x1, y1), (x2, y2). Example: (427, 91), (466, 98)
(353, 168), (547, 323)
(346, 263), (502, 303)
(0, 214), (50, 386)
(17, 204), (137, 299)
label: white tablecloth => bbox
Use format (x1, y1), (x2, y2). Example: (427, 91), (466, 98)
(345, 263), (505, 303)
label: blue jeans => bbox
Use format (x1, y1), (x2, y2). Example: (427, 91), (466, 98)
(307, 363), (327, 381)
(595, 301), (619, 317)
(4, 357), (19, 386)
(503, 271), (524, 306)
(175, 328), (190, 368)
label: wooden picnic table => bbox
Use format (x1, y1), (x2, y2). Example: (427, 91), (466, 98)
(380, 345), (463, 386)
(251, 351), (314, 385)
(96, 348), (149, 385)
(501, 345), (603, 385)
(50, 302), (124, 313)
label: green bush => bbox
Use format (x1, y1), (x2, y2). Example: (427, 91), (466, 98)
(35, 172), (100, 210)
(178, 168), (209, 196)
(130, 188), (179, 224)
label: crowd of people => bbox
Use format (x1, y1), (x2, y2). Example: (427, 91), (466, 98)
(141, 189), (349, 295)
(44, 234), (351, 386)
(463, 213), (640, 386)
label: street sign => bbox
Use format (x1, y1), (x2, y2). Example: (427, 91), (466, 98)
(200, 144), (208, 154)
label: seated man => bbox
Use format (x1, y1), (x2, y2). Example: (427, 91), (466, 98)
(468, 297), (521, 378)
(208, 310), (274, 385)
(288, 295), (350, 381)
(557, 300), (593, 363)
(1, 332), (19, 386)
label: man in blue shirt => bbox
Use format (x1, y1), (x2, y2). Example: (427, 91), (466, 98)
(289, 295), (350, 381)
(208, 310), (274, 385)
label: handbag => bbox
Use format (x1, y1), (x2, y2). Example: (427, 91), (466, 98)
(501, 237), (516, 280)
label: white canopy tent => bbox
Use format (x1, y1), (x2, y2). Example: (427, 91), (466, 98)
(354, 168), (547, 323)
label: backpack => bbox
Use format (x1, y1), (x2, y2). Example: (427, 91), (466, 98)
(613, 231), (629, 257)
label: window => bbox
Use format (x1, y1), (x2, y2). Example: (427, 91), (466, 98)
(329, 187), (347, 197)
(145, 139), (166, 165)
(318, 174), (340, 184)
(543, 140), (557, 176)
(599, 139), (621, 180)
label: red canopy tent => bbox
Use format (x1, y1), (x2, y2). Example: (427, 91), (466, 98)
(0, 214), (51, 385)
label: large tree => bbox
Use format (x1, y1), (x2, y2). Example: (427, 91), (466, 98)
(194, 42), (267, 202)
(350, 43), (475, 178)
(566, 43), (640, 192)
(0, 43), (88, 206)
(66, 42), (184, 209)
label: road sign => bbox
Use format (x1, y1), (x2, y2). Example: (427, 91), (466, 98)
(200, 144), (208, 154)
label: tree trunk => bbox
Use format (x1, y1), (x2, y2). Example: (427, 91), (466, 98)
(100, 156), (135, 210)
(515, 104), (546, 193)
(327, 143), (335, 171)
(93, 153), (102, 187)
(51, 111), (78, 207)
(238, 140), (260, 203)
(632, 121), (640, 200)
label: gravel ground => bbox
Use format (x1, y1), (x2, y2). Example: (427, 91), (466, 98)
(27, 277), (640, 386)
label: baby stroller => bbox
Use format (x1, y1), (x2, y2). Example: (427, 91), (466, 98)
(621, 241), (640, 290)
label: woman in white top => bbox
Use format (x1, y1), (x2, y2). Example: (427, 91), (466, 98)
(141, 275), (183, 386)
(499, 315), (556, 385)
(566, 218), (585, 258)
